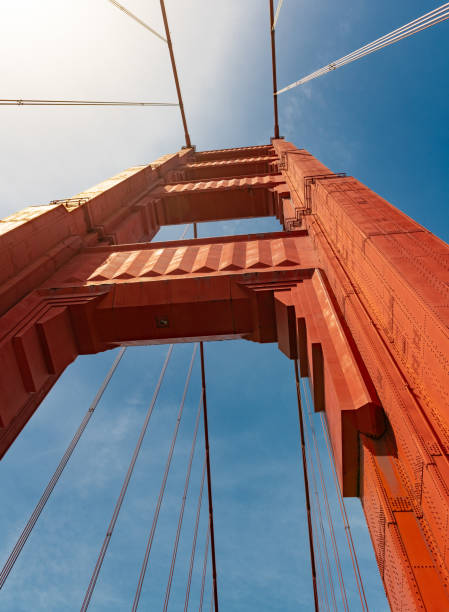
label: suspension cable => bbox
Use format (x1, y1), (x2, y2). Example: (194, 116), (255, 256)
(199, 528), (210, 612)
(199, 343), (219, 612)
(269, 0), (280, 139)
(272, 0), (284, 30)
(320, 413), (369, 611)
(302, 381), (349, 612)
(326, 3), (449, 69)
(184, 458), (207, 612)
(80, 344), (174, 611)
(192, 221), (219, 611)
(0, 99), (178, 107)
(303, 410), (337, 610)
(293, 360), (319, 611)
(0, 347), (126, 590)
(163, 392), (203, 611)
(310, 499), (330, 612)
(105, 0), (167, 42)
(160, 0), (192, 148)
(132, 344), (198, 611)
(276, 2), (449, 94)
(179, 224), (191, 240)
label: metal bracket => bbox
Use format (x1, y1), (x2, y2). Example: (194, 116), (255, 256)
(279, 153), (288, 171)
(301, 173), (347, 216)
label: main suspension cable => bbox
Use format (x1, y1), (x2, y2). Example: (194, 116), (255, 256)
(132, 344), (198, 611)
(276, 2), (449, 94)
(302, 380), (349, 612)
(105, 0), (167, 42)
(184, 458), (207, 612)
(0, 99), (178, 107)
(293, 360), (319, 611)
(162, 392), (203, 611)
(320, 413), (369, 611)
(160, 0), (192, 148)
(0, 347), (126, 590)
(80, 345), (174, 611)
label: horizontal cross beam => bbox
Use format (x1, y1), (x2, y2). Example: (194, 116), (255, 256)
(0, 231), (382, 489)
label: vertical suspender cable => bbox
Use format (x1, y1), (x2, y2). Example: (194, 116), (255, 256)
(184, 458), (207, 612)
(199, 343), (219, 612)
(304, 417), (337, 610)
(269, 0), (280, 139)
(306, 423), (330, 612)
(302, 381), (349, 612)
(0, 347), (126, 590)
(199, 528), (210, 612)
(294, 360), (319, 611)
(81, 345), (174, 611)
(193, 221), (219, 611)
(163, 392), (204, 611)
(160, 0), (192, 148)
(320, 413), (369, 611)
(132, 344), (198, 611)
(310, 501), (330, 612)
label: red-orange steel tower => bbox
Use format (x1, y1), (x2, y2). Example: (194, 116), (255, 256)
(1, 139), (448, 610)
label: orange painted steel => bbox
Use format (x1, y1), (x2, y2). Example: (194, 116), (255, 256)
(1, 140), (449, 610)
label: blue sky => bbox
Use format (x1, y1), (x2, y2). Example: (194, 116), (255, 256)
(1, 0), (448, 610)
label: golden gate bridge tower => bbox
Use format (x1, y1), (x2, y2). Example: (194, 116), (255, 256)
(1, 1), (449, 610)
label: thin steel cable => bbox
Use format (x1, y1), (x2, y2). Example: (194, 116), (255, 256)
(132, 344), (198, 611)
(302, 381), (349, 612)
(293, 360), (319, 611)
(80, 344), (174, 611)
(179, 224), (191, 240)
(324, 11), (449, 76)
(0, 99), (178, 106)
(160, 0), (192, 148)
(277, 5), (449, 92)
(277, 4), (449, 92)
(320, 3), (449, 70)
(272, 0), (284, 30)
(199, 529), (210, 612)
(199, 341), (219, 612)
(303, 409), (337, 611)
(269, 0), (280, 139)
(0, 347), (126, 590)
(184, 458), (207, 612)
(193, 221), (219, 612)
(310, 497), (330, 612)
(307, 435), (330, 612)
(320, 413), (369, 611)
(163, 392), (204, 612)
(276, 3), (449, 93)
(323, 2), (449, 70)
(105, 0), (167, 42)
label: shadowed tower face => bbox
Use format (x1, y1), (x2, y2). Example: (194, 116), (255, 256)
(1, 139), (448, 610)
